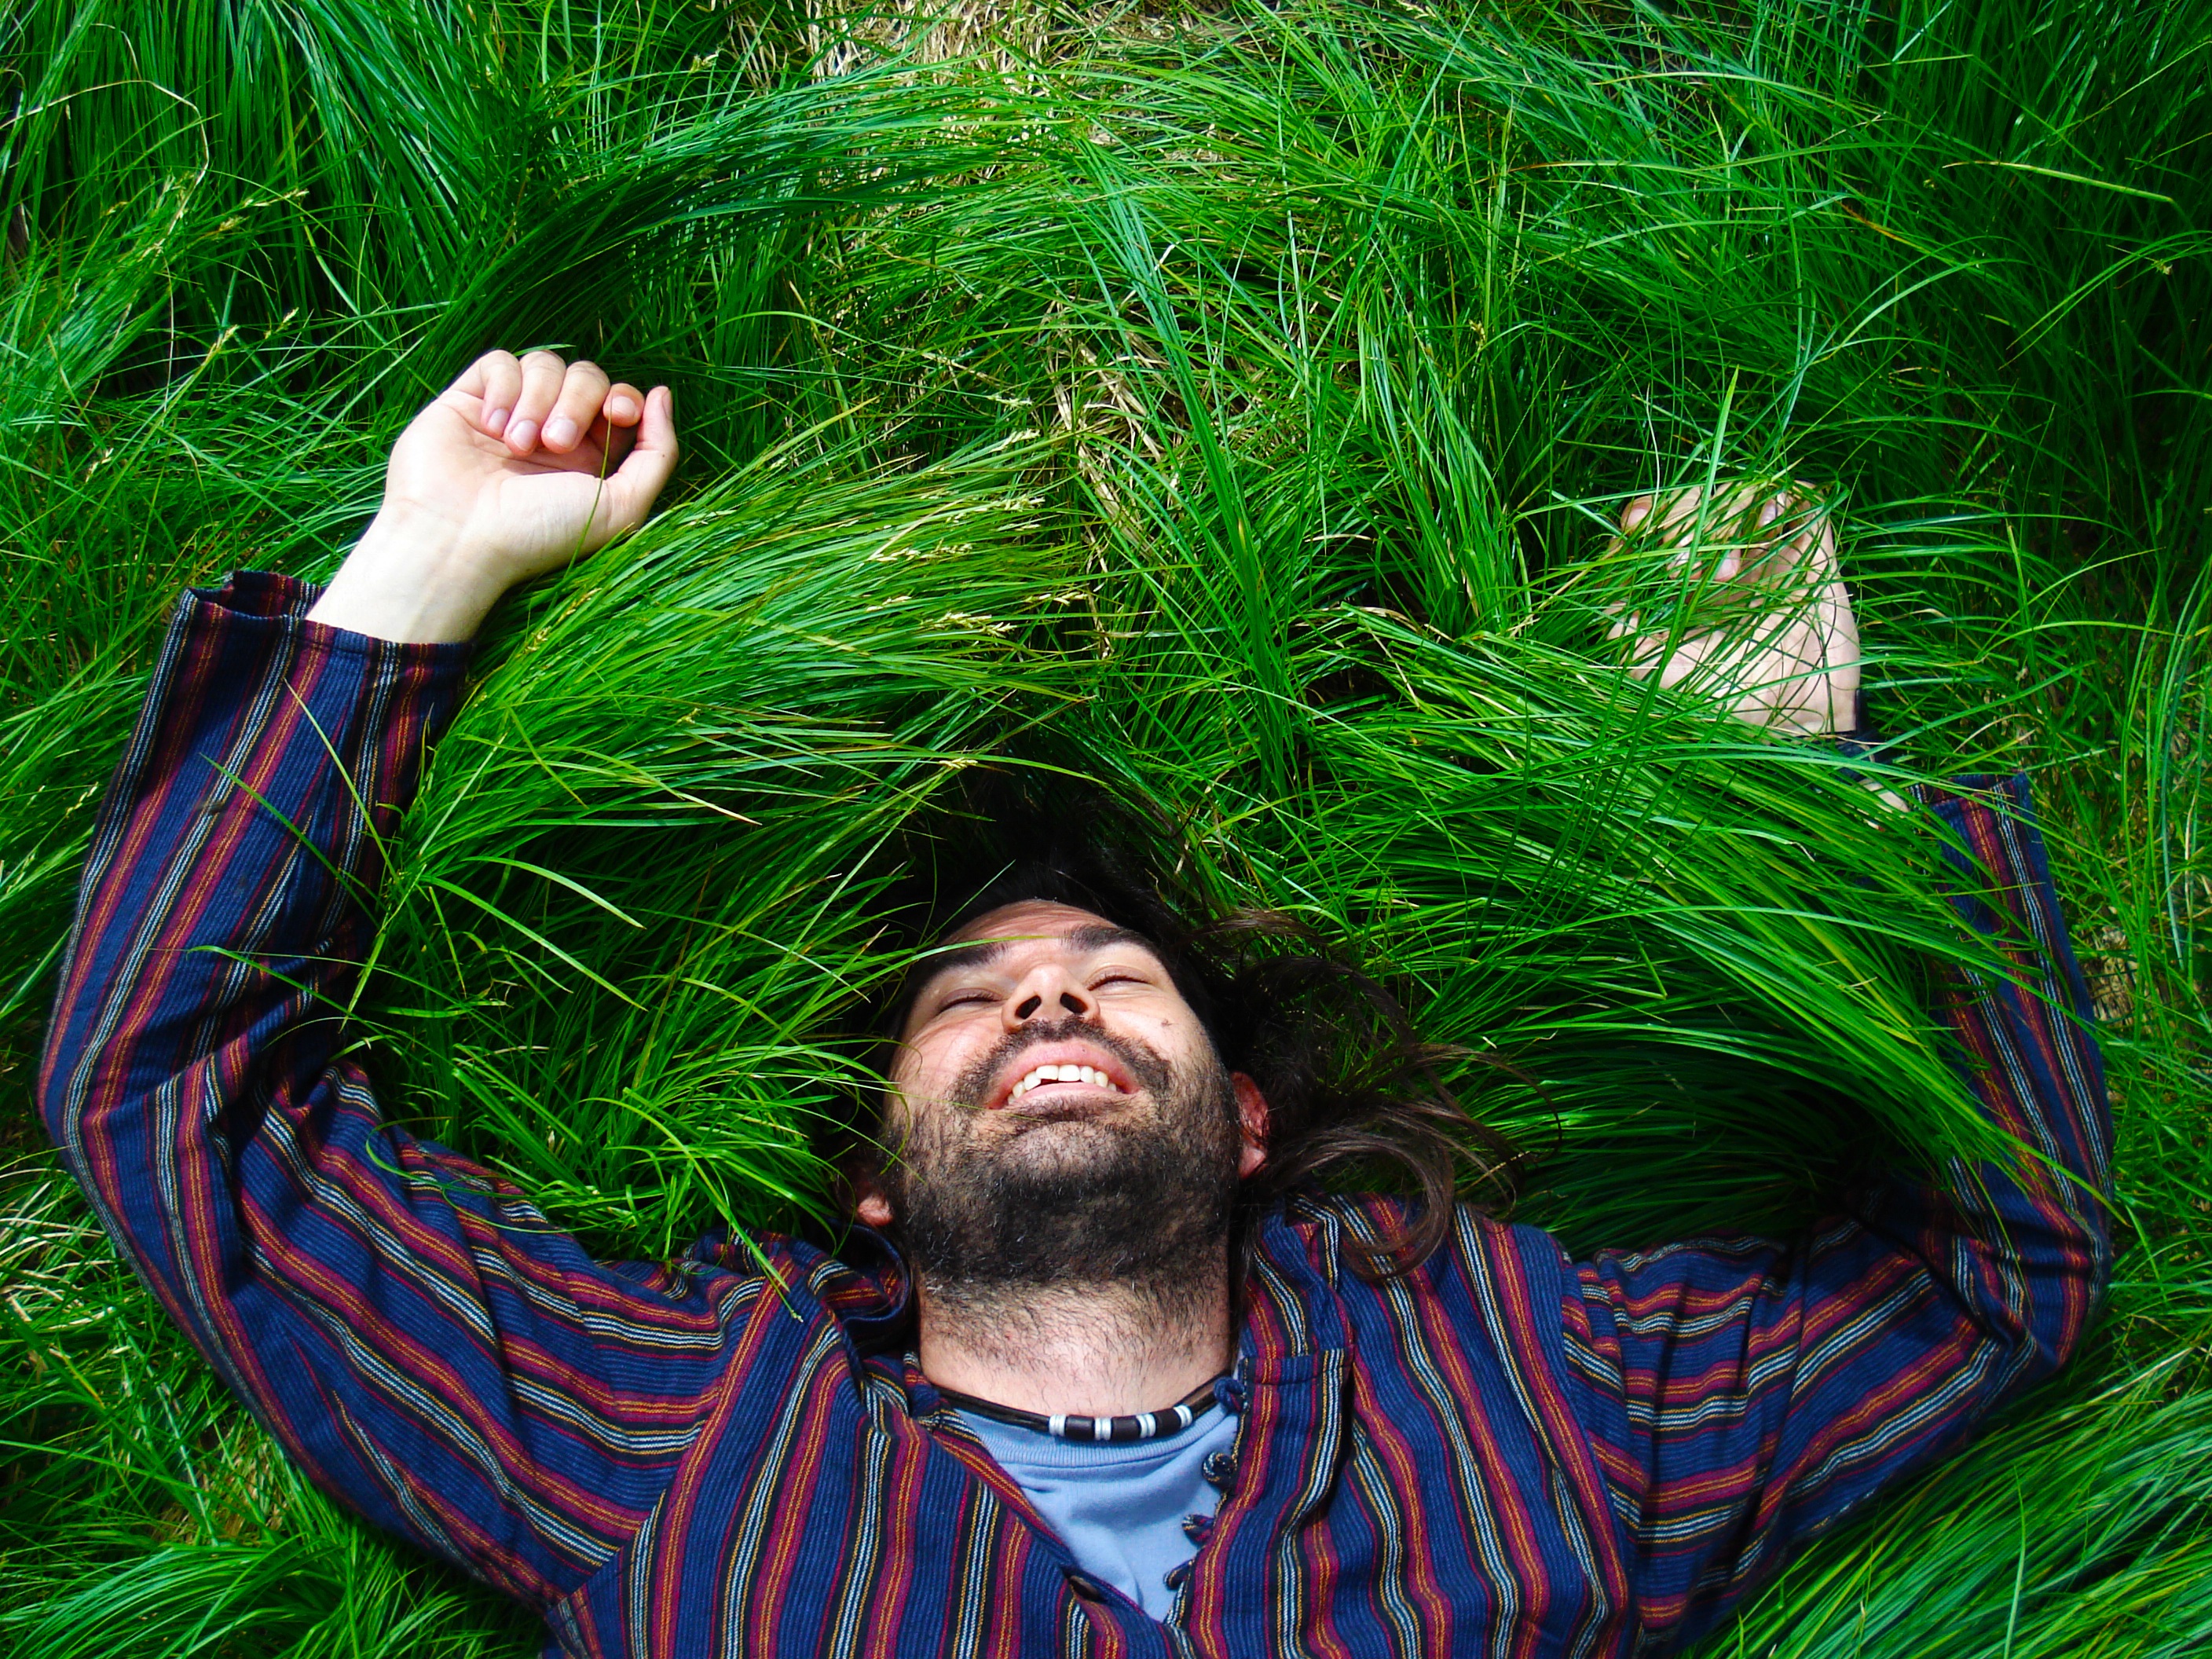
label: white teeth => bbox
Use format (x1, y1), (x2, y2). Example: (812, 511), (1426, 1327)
(1009, 1063), (1115, 1101)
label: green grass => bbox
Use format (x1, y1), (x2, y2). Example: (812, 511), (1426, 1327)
(2, 0), (2207, 1652)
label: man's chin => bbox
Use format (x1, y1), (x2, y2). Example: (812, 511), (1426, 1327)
(999, 1101), (1117, 1132)
(888, 1081), (1244, 1293)
(990, 1111), (1132, 1169)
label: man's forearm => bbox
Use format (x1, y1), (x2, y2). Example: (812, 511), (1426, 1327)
(40, 573), (471, 1357)
(1903, 771), (2115, 1350)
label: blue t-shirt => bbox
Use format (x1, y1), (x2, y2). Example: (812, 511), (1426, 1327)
(957, 1404), (1241, 1620)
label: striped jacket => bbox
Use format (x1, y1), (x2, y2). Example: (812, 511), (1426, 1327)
(41, 574), (2112, 1657)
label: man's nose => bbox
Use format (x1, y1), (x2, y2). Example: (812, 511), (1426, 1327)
(1004, 963), (1094, 1028)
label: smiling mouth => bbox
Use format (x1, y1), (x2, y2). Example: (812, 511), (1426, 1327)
(957, 1018), (1159, 1114)
(1007, 1063), (1122, 1103)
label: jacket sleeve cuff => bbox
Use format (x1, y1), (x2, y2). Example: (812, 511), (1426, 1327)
(185, 569), (476, 668)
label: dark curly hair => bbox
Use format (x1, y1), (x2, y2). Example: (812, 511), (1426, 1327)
(844, 778), (1531, 1281)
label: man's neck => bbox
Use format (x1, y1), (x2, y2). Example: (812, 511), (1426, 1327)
(914, 1252), (1237, 1419)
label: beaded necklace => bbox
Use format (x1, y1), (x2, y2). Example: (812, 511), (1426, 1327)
(937, 1375), (1227, 1443)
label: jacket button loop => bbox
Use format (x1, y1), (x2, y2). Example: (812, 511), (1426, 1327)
(1181, 1512), (1212, 1544)
(1201, 1450), (1237, 1489)
(1163, 1562), (1192, 1592)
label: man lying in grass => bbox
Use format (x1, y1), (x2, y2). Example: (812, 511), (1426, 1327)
(40, 350), (2111, 1657)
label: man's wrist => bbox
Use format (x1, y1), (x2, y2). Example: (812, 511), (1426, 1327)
(306, 508), (506, 643)
(1832, 688), (1902, 763)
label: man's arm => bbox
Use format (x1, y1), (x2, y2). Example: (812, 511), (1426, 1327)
(1551, 773), (2111, 1647)
(35, 353), (762, 1610)
(1555, 487), (2111, 1645)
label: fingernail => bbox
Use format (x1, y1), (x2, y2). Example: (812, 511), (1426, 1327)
(543, 416), (578, 450)
(507, 418), (538, 452)
(608, 396), (637, 421)
(485, 406), (511, 434)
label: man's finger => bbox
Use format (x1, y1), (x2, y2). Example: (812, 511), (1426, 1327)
(593, 385), (679, 542)
(1798, 511), (1841, 579)
(479, 351), (524, 438)
(506, 350), (569, 456)
(450, 350), (523, 438)
(541, 360), (613, 455)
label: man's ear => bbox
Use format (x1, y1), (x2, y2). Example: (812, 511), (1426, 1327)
(855, 1173), (894, 1230)
(1230, 1072), (1269, 1178)
(850, 1087), (902, 1229)
(844, 1131), (895, 1231)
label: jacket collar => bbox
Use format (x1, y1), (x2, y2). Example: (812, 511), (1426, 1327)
(788, 1195), (1352, 1410)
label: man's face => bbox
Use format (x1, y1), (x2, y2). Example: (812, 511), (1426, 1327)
(855, 900), (1268, 1289)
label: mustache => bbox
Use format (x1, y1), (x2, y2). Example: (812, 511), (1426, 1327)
(943, 1015), (1173, 1111)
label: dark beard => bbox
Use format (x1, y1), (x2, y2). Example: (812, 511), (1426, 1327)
(881, 1016), (1243, 1306)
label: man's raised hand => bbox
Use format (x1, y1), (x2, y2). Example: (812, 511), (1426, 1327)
(308, 349), (679, 643)
(1606, 482), (1860, 738)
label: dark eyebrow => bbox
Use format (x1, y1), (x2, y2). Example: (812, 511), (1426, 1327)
(910, 923), (1162, 994)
